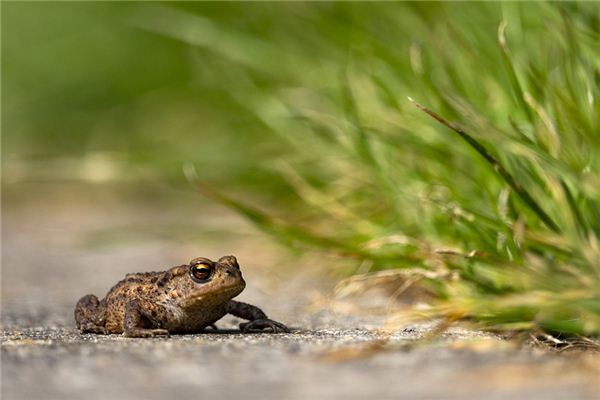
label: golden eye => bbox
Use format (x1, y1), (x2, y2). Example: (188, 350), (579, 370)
(190, 263), (212, 282)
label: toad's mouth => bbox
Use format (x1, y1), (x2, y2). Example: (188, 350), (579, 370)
(181, 283), (245, 307)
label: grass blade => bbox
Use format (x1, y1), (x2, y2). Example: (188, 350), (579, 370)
(498, 21), (535, 125)
(409, 98), (560, 233)
(185, 163), (419, 263)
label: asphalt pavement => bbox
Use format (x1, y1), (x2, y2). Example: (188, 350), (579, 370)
(2, 183), (599, 400)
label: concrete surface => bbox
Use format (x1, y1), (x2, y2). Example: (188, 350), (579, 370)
(2, 183), (600, 400)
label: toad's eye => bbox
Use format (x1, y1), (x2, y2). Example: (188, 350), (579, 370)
(190, 263), (212, 282)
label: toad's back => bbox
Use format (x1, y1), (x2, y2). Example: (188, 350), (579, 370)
(101, 271), (170, 333)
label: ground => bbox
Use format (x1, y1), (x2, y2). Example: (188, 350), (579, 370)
(2, 183), (599, 400)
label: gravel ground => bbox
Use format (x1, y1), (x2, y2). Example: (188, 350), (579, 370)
(2, 183), (600, 400)
(3, 323), (600, 400)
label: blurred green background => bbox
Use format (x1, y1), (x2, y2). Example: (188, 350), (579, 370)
(3, 2), (296, 189)
(3, 2), (600, 336)
(4, 2), (566, 188)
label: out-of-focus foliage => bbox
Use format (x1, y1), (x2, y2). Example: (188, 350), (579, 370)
(3, 2), (291, 189)
(3, 2), (600, 335)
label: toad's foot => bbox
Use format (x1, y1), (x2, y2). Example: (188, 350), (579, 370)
(239, 319), (290, 333)
(79, 322), (107, 335)
(124, 328), (170, 338)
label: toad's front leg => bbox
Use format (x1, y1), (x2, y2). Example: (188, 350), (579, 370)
(75, 294), (107, 334)
(226, 300), (290, 333)
(124, 299), (170, 338)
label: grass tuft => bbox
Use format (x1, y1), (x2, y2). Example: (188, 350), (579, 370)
(182, 3), (600, 337)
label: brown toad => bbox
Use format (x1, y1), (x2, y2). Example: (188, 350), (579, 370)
(74, 255), (289, 337)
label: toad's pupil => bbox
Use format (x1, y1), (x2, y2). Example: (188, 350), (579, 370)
(193, 265), (211, 279)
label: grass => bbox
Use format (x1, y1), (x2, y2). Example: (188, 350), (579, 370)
(4, 2), (600, 337)
(182, 2), (600, 337)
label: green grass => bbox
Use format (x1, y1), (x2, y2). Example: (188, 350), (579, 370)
(4, 2), (600, 336)
(183, 2), (600, 336)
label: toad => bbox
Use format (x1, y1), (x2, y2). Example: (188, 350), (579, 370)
(75, 255), (289, 337)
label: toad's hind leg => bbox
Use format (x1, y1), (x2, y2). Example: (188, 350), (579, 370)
(75, 294), (107, 334)
(123, 299), (169, 338)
